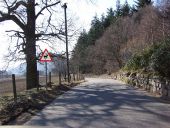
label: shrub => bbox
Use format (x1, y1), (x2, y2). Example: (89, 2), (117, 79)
(123, 53), (143, 71)
(123, 43), (161, 71)
(150, 40), (170, 78)
(123, 45), (158, 71)
(123, 39), (170, 79)
(140, 45), (160, 67)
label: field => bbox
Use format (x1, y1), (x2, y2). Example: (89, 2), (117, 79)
(0, 76), (59, 96)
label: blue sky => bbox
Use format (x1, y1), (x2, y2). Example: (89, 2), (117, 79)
(0, 0), (135, 69)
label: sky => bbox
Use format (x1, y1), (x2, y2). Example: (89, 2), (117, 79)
(0, 0), (134, 70)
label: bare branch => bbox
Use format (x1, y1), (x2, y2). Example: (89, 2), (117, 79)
(36, 1), (60, 19)
(9, 1), (27, 12)
(0, 12), (25, 31)
(6, 30), (24, 34)
(36, 32), (64, 41)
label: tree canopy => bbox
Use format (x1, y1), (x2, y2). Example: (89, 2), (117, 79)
(0, 0), (63, 89)
(71, 0), (170, 75)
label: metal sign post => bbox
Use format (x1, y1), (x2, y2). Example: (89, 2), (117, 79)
(45, 61), (48, 87)
(39, 49), (53, 87)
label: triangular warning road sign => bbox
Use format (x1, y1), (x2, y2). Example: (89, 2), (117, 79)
(39, 49), (53, 62)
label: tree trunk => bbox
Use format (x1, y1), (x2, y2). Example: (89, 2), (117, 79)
(26, 38), (37, 89)
(26, 0), (37, 89)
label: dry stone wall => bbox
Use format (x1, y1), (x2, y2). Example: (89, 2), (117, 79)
(114, 72), (170, 100)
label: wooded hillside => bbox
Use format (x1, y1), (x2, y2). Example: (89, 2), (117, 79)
(71, 0), (170, 75)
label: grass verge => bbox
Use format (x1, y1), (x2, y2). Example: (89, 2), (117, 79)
(0, 81), (84, 125)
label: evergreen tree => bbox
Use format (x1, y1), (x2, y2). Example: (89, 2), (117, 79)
(88, 15), (104, 44)
(101, 14), (106, 25)
(121, 0), (131, 16)
(135, 0), (152, 9)
(131, 5), (138, 13)
(115, 0), (122, 17)
(73, 30), (90, 73)
(103, 8), (115, 28)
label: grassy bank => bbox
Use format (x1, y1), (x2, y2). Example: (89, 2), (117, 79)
(0, 80), (84, 125)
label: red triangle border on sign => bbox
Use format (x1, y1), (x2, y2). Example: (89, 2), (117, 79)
(39, 49), (53, 62)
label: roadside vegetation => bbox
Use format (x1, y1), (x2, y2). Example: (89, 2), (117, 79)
(123, 39), (170, 79)
(0, 80), (84, 125)
(71, 0), (170, 78)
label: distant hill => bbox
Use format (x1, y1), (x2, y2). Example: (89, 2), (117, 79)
(7, 53), (66, 75)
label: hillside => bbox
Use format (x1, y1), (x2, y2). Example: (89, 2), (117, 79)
(71, 0), (170, 76)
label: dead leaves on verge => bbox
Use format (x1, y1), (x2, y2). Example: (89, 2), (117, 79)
(0, 82), (80, 125)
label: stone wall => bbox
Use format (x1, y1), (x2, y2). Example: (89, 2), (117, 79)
(114, 72), (170, 100)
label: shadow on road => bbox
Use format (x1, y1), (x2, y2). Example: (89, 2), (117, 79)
(25, 79), (170, 128)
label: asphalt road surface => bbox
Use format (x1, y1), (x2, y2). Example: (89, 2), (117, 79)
(24, 78), (170, 128)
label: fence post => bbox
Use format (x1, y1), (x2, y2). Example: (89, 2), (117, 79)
(49, 72), (51, 86)
(77, 73), (79, 81)
(59, 71), (61, 85)
(37, 71), (39, 91)
(80, 74), (82, 80)
(12, 74), (17, 103)
(79, 74), (81, 80)
(69, 73), (72, 82)
(64, 71), (67, 82)
(73, 73), (75, 81)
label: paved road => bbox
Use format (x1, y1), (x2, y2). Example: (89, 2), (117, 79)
(25, 78), (170, 128)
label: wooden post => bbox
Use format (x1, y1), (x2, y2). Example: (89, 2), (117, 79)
(79, 74), (81, 80)
(63, 3), (70, 83)
(73, 73), (75, 81)
(49, 72), (51, 86)
(59, 71), (61, 85)
(64, 71), (67, 82)
(12, 74), (17, 103)
(70, 74), (72, 82)
(76, 73), (79, 81)
(37, 71), (39, 91)
(83, 74), (85, 81)
(80, 74), (82, 80)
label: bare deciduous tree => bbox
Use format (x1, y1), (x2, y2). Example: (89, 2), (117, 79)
(0, 0), (65, 89)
